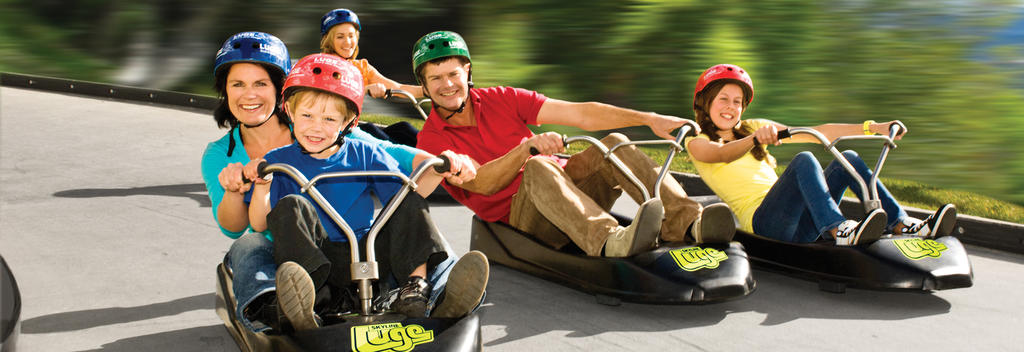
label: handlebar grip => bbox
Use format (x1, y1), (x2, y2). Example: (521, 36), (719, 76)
(433, 155), (451, 174)
(384, 88), (393, 99)
(256, 161), (270, 179)
(529, 147), (540, 156)
(777, 129), (792, 139)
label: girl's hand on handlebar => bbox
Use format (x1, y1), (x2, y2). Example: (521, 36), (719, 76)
(527, 132), (565, 156)
(871, 120), (907, 140)
(218, 162), (250, 193)
(753, 123), (781, 146)
(243, 158), (271, 185)
(438, 150), (477, 185)
(366, 83), (389, 99)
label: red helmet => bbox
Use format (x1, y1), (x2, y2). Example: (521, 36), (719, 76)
(693, 64), (753, 108)
(283, 54), (364, 118)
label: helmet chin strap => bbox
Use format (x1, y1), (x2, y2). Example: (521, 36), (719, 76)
(241, 113), (274, 128)
(425, 81), (472, 120)
(298, 122), (355, 155)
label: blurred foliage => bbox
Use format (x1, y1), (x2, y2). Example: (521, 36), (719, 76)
(1, 0), (1022, 205)
(467, 0), (1024, 205)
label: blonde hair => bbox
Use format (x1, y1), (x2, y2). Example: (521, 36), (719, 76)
(320, 25), (359, 59)
(284, 88), (357, 127)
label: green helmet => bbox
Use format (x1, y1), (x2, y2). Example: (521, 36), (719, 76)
(412, 31), (471, 84)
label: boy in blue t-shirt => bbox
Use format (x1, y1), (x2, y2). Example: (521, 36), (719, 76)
(243, 54), (488, 331)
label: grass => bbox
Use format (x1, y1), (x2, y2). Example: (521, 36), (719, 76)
(361, 113), (1024, 225)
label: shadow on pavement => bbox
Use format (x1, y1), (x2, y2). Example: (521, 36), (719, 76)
(75, 324), (236, 352)
(53, 183), (210, 208)
(480, 265), (952, 347)
(22, 293), (214, 334)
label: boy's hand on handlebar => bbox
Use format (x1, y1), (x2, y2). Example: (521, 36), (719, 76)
(753, 123), (781, 146)
(871, 120), (907, 140)
(366, 83), (389, 99)
(437, 150), (476, 185)
(527, 132), (565, 156)
(218, 162), (251, 193)
(243, 158), (271, 185)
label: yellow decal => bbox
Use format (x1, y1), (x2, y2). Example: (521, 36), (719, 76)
(893, 238), (948, 260)
(351, 322), (434, 352)
(670, 247), (728, 272)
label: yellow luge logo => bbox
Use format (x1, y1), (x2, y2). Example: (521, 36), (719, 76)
(893, 238), (948, 260)
(351, 322), (434, 352)
(670, 247), (728, 271)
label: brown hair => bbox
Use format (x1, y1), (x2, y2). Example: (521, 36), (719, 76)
(693, 80), (770, 162)
(320, 24), (359, 59)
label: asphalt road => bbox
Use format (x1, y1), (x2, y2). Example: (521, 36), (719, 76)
(2, 87), (1022, 351)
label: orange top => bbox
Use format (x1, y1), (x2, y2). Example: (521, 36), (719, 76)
(348, 58), (378, 87)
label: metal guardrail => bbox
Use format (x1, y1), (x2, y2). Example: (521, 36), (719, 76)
(1, 72), (218, 111)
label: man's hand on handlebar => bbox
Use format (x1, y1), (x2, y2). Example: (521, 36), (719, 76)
(526, 132), (565, 156)
(436, 150), (477, 185)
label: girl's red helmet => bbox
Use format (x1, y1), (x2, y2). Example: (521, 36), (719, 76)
(282, 54), (364, 118)
(693, 64), (754, 109)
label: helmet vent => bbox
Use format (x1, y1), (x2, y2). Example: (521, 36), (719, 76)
(312, 67), (322, 75)
(443, 41), (450, 47)
(428, 44), (435, 49)
(232, 42), (241, 49)
(252, 43), (259, 49)
(332, 72), (341, 80)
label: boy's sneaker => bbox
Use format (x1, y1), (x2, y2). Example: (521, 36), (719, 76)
(432, 251), (489, 319)
(691, 203), (736, 244)
(605, 199), (664, 257)
(835, 209), (887, 246)
(901, 204), (957, 238)
(392, 276), (430, 318)
(276, 261), (319, 331)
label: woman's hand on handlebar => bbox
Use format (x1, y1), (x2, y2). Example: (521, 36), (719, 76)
(242, 158), (271, 185)
(753, 123), (781, 146)
(869, 120), (907, 140)
(526, 132), (565, 156)
(218, 162), (251, 193)
(437, 150), (477, 185)
(366, 83), (389, 99)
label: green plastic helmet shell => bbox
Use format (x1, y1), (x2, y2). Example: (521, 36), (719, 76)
(412, 31), (471, 83)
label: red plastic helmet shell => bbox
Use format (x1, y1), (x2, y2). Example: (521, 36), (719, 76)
(693, 64), (754, 108)
(283, 54), (364, 119)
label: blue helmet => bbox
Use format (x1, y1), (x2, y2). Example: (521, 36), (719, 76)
(213, 31), (291, 77)
(321, 8), (361, 35)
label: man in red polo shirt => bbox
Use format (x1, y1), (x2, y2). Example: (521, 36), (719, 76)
(413, 31), (735, 257)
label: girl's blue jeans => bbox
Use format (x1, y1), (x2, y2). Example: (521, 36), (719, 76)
(751, 150), (906, 243)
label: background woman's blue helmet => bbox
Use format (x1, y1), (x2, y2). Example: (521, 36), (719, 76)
(213, 31), (291, 77)
(321, 8), (361, 35)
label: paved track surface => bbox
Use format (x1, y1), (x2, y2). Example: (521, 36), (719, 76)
(2, 87), (1022, 351)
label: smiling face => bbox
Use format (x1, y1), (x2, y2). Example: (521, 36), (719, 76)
(707, 83), (746, 132)
(420, 57), (471, 112)
(329, 23), (359, 59)
(225, 63), (277, 125)
(287, 90), (354, 157)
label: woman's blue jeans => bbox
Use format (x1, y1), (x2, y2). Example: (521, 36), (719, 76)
(752, 150), (906, 243)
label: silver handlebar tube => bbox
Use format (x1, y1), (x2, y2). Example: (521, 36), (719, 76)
(564, 135), (652, 202)
(606, 121), (699, 199)
(262, 157), (447, 316)
(785, 125), (900, 213)
(388, 89), (430, 120)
